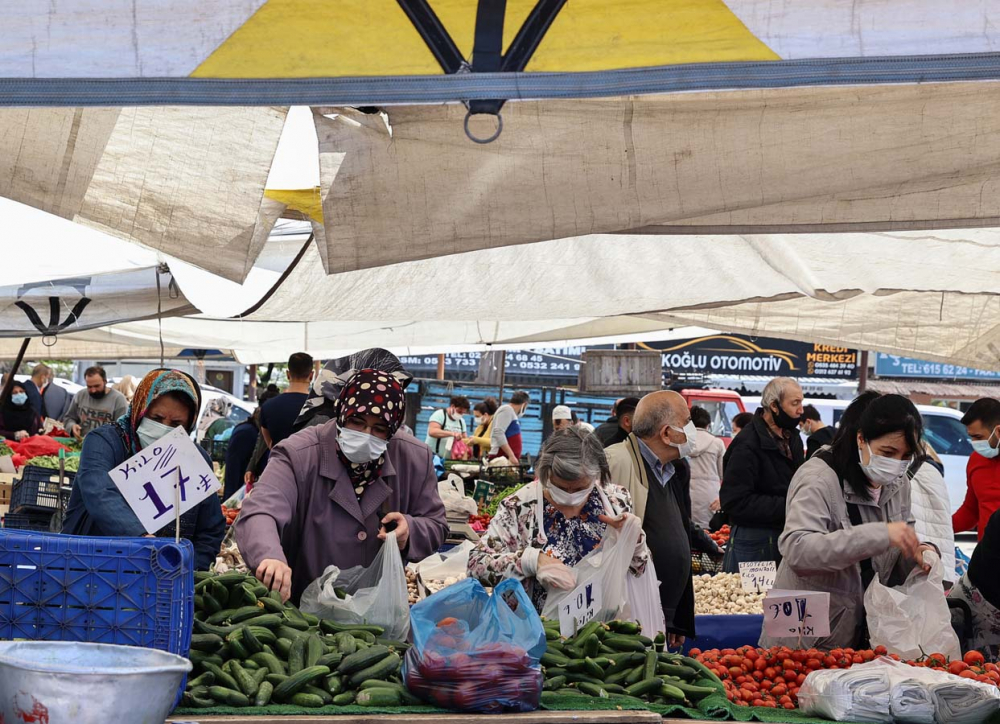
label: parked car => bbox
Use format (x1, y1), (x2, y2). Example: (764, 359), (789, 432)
(742, 395), (971, 513)
(680, 388), (746, 446)
(196, 385), (256, 443)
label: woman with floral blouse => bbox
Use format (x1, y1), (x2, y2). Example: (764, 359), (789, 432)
(468, 427), (650, 613)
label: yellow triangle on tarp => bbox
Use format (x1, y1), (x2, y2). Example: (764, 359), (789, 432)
(265, 188), (323, 224)
(194, 0), (778, 79)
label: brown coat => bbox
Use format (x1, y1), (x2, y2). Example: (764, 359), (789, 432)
(236, 421), (449, 603)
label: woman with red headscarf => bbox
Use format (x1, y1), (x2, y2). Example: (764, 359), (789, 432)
(236, 368), (449, 603)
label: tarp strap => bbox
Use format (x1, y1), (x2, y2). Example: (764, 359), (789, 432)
(468, 0), (507, 116)
(15, 296), (91, 335)
(502, 0), (568, 72)
(396, 0), (464, 75)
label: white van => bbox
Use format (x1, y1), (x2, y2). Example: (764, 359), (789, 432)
(742, 396), (971, 512)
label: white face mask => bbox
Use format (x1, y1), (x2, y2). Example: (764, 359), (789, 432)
(971, 427), (1000, 459)
(858, 442), (910, 486)
(546, 482), (594, 508)
(137, 418), (177, 450)
(668, 421), (699, 458)
(474, 415), (483, 426)
(338, 425), (388, 464)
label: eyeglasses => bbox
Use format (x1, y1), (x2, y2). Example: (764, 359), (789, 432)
(344, 415), (391, 440)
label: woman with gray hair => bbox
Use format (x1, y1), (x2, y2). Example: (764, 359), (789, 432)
(468, 427), (649, 613)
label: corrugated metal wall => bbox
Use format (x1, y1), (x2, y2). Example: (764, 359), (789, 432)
(412, 379), (624, 460)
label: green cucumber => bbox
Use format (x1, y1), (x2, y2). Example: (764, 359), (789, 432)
(265, 673), (289, 687)
(228, 638), (250, 661)
(680, 657), (726, 692)
(543, 675), (567, 691)
(254, 681), (274, 707)
(356, 688), (402, 706)
(660, 683), (685, 701)
(289, 692), (324, 708)
(208, 686), (250, 707)
(202, 662), (239, 692)
(325, 674), (345, 696)
(288, 636), (306, 675)
(607, 652), (645, 675)
(347, 652), (401, 688)
(274, 638), (293, 658)
(229, 605), (268, 624)
(316, 651), (343, 669)
(337, 645), (390, 676)
(206, 608), (235, 625)
(305, 634), (325, 668)
(231, 661), (258, 697)
(260, 596), (285, 614)
(189, 633), (224, 652)
(605, 635), (645, 652)
(657, 662), (698, 679)
(333, 631), (357, 655)
(540, 651), (571, 668)
(332, 691), (356, 705)
(653, 632), (666, 653)
(583, 657), (605, 679)
(608, 620), (641, 635)
(241, 626), (263, 655)
(671, 681), (718, 701)
(250, 652), (286, 675)
(625, 677), (664, 698)
(303, 684), (335, 704)
(272, 665), (331, 702)
(643, 650), (658, 680)
(577, 682), (610, 698)
(186, 671), (215, 689)
(625, 665), (646, 686)
(319, 620), (385, 636)
(583, 633), (601, 658)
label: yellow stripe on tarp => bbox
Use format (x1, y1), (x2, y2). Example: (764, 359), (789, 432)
(194, 0), (777, 79)
(265, 188), (324, 223)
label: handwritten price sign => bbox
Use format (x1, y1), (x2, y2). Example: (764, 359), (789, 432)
(739, 561), (777, 593)
(763, 590), (830, 639)
(558, 580), (603, 638)
(108, 425), (220, 534)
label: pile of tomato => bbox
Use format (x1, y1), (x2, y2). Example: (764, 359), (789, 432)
(689, 645), (999, 710)
(707, 524), (730, 548)
(468, 513), (493, 533)
(221, 504), (239, 527)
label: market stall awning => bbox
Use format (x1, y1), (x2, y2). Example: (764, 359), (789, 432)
(4, 226), (998, 368)
(0, 106), (288, 282)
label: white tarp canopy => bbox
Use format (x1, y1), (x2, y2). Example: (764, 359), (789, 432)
(2, 227), (998, 370)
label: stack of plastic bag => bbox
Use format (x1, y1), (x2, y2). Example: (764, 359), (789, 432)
(299, 531), (410, 640)
(799, 657), (1000, 724)
(798, 665), (892, 723)
(403, 578), (546, 713)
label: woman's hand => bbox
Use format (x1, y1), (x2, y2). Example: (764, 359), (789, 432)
(256, 558), (293, 602)
(13, 430), (28, 441)
(379, 512), (410, 550)
(709, 499), (722, 513)
(914, 544), (936, 574)
(887, 522), (920, 562)
(536, 553), (576, 590)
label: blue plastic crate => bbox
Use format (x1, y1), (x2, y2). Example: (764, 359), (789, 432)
(2, 513), (53, 532)
(0, 530), (194, 658)
(10, 465), (74, 515)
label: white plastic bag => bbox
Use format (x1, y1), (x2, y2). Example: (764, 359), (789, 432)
(797, 665), (892, 723)
(541, 514), (642, 625)
(625, 556), (666, 638)
(299, 531), (410, 640)
(415, 541), (473, 596)
(865, 550), (960, 662)
(438, 475), (478, 518)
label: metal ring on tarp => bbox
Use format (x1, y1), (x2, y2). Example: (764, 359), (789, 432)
(464, 110), (503, 144)
(42, 335), (57, 348)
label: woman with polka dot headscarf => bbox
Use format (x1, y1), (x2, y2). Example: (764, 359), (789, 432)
(236, 368), (449, 603)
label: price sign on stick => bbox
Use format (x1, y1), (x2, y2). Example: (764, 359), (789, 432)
(558, 580), (603, 638)
(739, 561), (777, 593)
(108, 426), (221, 535)
(763, 590), (830, 639)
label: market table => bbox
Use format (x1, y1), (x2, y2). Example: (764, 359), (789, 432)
(166, 711), (664, 724)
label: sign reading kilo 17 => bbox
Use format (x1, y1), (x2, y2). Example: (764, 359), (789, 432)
(640, 335), (858, 379)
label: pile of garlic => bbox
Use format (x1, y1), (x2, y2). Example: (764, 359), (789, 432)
(693, 573), (765, 615)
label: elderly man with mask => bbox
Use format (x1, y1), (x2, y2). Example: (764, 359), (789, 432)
(720, 377), (804, 572)
(236, 368), (449, 603)
(605, 391), (719, 648)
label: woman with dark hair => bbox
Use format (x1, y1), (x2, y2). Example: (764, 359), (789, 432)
(468, 397), (499, 459)
(0, 381), (43, 440)
(759, 392), (938, 650)
(63, 369), (226, 570)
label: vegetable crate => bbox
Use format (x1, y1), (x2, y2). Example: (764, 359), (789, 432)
(2, 513), (53, 532)
(691, 551), (724, 576)
(0, 530), (194, 654)
(10, 465), (74, 515)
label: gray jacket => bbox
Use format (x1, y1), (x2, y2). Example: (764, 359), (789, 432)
(759, 455), (917, 651)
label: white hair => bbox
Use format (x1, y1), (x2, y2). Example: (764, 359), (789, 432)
(761, 377), (800, 408)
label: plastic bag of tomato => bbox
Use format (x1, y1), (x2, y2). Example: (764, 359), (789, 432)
(689, 645), (1000, 710)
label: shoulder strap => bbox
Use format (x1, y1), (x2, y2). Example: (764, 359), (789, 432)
(814, 449), (877, 590)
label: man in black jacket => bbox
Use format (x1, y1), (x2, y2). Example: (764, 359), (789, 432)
(595, 397), (639, 448)
(720, 377), (804, 572)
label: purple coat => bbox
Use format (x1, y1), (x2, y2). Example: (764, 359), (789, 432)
(235, 420), (448, 603)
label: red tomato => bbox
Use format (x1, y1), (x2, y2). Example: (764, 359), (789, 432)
(965, 651), (986, 667)
(765, 667), (777, 679)
(927, 653), (948, 668)
(806, 658), (822, 671)
(752, 699), (764, 707)
(987, 671), (1000, 683)
(752, 670), (764, 682)
(874, 645), (888, 656)
(986, 663), (998, 673)
(861, 650), (875, 662)
(754, 657), (768, 671)
(797, 674), (807, 686)
(852, 655), (864, 665)
(771, 685), (787, 697)
(823, 655), (837, 667)
(960, 670), (980, 680)
(688, 648), (702, 657)
(760, 680), (773, 691)
(736, 676), (747, 685)
(729, 667), (743, 678)
(949, 661), (970, 675)
(784, 702), (796, 710)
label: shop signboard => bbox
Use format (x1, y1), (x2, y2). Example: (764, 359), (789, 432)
(875, 353), (1000, 381)
(400, 346), (602, 378)
(639, 334), (859, 379)
(763, 590), (831, 639)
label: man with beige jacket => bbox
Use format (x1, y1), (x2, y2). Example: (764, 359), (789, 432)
(605, 391), (720, 647)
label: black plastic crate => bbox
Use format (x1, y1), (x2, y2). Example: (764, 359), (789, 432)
(3, 512), (54, 531)
(10, 465), (74, 515)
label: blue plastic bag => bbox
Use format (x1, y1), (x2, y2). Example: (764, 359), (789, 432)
(404, 578), (545, 713)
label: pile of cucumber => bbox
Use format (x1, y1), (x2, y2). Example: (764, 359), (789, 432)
(185, 571), (418, 709)
(539, 618), (725, 708)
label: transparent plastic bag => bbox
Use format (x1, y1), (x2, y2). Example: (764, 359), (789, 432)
(540, 513), (642, 626)
(403, 578), (546, 713)
(299, 531), (410, 640)
(438, 475), (478, 518)
(865, 550), (960, 662)
(797, 665), (892, 723)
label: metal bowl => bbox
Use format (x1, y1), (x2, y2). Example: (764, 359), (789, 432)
(0, 641), (191, 724)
